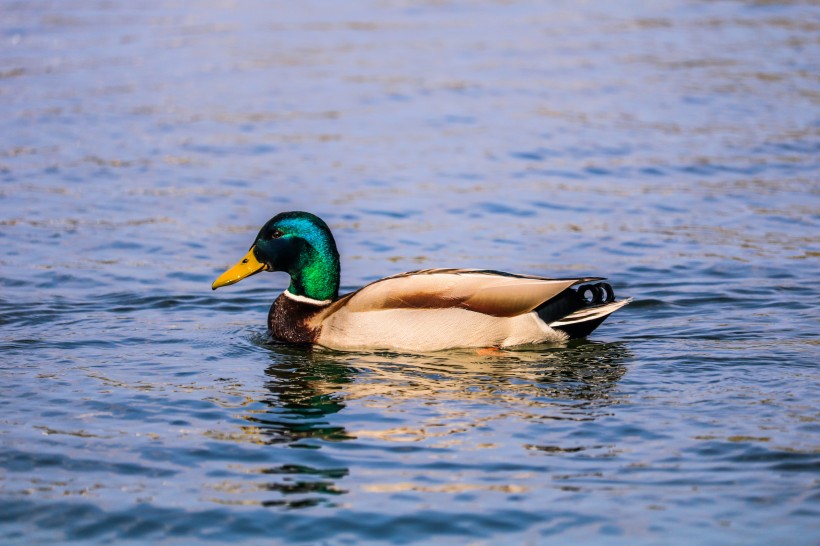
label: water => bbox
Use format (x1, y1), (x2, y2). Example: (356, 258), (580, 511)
(1, 0), (819, 543)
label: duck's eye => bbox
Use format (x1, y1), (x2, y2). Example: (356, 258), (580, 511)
(270, 229), (284, 239)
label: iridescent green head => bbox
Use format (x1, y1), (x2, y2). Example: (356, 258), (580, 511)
(212, 211), (340, 301)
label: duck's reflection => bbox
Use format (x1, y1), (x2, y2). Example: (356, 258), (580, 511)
(248, 343), (355, 444)
(328, 341), (630, 410)
(534, 341), (631, 402)
(232, 339), (631, 508)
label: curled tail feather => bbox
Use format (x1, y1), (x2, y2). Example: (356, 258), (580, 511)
(535, 282), (630, 339)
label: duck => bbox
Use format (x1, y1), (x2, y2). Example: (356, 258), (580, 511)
(212, 211), (630, 352)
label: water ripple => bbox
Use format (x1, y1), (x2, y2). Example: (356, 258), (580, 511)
(1, 0), (818, 543)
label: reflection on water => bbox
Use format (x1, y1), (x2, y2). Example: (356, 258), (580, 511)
(221, 341), (631, 507)
(332, 342), (631, 410)
(210, 347), (356, 508)
(246, 346), (355, 446)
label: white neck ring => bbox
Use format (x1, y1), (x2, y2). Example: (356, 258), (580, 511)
(284, 290), (332, 306)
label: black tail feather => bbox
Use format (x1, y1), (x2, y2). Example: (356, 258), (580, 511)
(534, 288), (586, 325)
(535, 282), (619, 340)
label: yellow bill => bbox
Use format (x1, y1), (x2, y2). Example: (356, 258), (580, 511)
(212, 246), (266, 290)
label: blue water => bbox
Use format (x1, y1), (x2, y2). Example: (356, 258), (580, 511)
(1, 0), (819, 544)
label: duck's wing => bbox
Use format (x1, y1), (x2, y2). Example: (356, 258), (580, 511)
(318, 268), (603, 319)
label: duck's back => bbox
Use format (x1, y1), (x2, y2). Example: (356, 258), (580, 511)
(310, 269), (625, 351)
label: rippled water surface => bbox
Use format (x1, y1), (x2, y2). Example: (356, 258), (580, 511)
(2, 0), (819, 544)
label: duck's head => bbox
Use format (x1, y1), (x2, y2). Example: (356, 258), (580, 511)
(212, 211), (340, 301)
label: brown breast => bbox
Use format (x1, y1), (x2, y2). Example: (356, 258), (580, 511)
(267, 292), (326, 344)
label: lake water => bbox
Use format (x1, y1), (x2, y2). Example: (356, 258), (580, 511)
(1, 0), (819, 544)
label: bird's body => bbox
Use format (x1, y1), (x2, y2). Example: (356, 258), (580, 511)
(212, 212), (629, 352)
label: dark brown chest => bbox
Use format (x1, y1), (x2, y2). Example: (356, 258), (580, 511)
(267, 293), (325, 344)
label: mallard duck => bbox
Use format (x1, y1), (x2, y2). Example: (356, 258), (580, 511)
(212, 211), (629, 352)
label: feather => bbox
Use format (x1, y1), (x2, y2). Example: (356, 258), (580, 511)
(316, 306), (568, 352)
(549, 298), (632, 327)
(319, 269), (601, 318)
